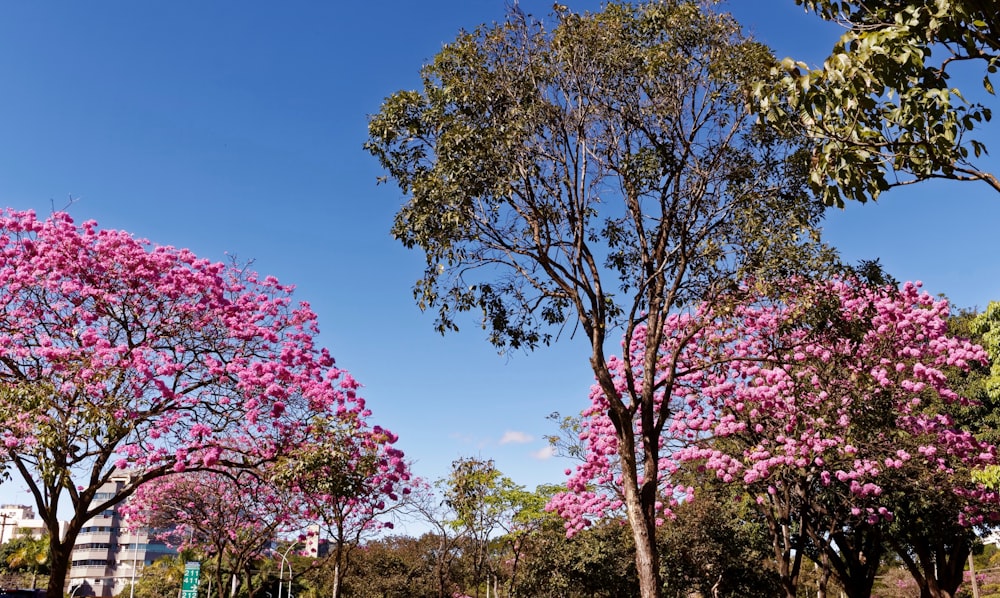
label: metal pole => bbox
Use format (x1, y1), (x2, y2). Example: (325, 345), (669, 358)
(277, 543), (297, 598)
(277, 554), (285, 598)
(969, 553), (982, 598)
(129, 528), (140, 598)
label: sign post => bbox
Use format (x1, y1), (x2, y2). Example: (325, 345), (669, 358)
(181, 561), (201, 598)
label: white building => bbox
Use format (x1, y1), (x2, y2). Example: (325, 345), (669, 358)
(0, 504), (65, 544)
(66, 475), (174, 598)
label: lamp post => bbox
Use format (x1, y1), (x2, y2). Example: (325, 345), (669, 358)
(276, 542), (298, 598)
(128, 527), (141, 598)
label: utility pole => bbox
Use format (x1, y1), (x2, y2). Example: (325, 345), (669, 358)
(969, 554), (982, 598)
(0, 513), (9, 545)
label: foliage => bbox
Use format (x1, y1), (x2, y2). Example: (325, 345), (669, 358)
(338, 534), (459, 598)
(0, 532), (47, 572)
(342, 521), (638, 598)
(0, 531), (48, 590)
(0, 209), (401, 598)
(657, 480), (781, 598)
(552, 277), (997, 598)
(367, 2), (834, 595)
(758, 0), (1000, 205)
(390, 478), (481, 598)
(947, 306), (1000, 447)
(513, 519), (640, 598)
(441, 458), (549, 598)
(329, 489), (777, 598)
(272, 414), (411, 598)
(122, 553), (187, 598)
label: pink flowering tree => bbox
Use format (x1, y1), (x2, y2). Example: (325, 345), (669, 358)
(0, 209), (403, 598)
(546, 306), (721, 533)
(125, 468), (298, 598)
(550, 278), (998, 598)
(272, 414), (412, 598)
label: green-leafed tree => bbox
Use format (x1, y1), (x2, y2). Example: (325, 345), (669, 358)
(965, 302), (1000, 443)
(122, 554), (187, 598)
(366, 3), (834, 595)
(515, 518), (640, 598)
(658, 481), (781, 598)
(1, 531), (48, 590)
(443, 458), (540, 598)
(759, 0), (999, 206)
(338, 534), (446, 598)
(491, 484), (556, 598)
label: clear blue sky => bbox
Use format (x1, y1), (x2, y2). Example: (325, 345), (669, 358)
(0, 1), (997, 524)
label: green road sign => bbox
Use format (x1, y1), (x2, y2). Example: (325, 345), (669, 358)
(181, 561), (200, 598)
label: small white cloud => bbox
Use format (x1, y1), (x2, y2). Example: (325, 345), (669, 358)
(499, 430), (533, 445)
(532, 445), (557, 460)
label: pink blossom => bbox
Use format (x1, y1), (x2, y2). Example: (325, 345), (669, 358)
(549, 276), (994, 544)
(0, 209), (408, 585)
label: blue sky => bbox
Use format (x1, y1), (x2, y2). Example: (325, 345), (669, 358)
(0, 1), (997, 525)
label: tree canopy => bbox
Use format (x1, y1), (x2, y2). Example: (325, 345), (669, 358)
(0, 209), (403, 597)
(758, 0), (999, 205)
(551, 277), (998, 598)
(367, 3), (834, 595)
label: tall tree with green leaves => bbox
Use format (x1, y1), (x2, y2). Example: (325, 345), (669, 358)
(366, 3), (833, 595)
(657, 477), (781, 598)
(443, 458), (535, 598)
(514, 518), (640, 598)
(758, 0), (999, 205)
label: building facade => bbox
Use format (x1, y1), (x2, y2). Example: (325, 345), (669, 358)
(0, 504), (64, 545)
(66, 475), (174, 598)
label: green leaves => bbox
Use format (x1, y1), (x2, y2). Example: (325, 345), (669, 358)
(762, 0), (1000, 204)
(367, 1), (831, 352)
(369, 8), (837, 592)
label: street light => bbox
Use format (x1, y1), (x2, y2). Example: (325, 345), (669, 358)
(276, 542), (298, 598)
(128, 527), (142, 598)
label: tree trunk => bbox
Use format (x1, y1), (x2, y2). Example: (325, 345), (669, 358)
(213, 563), (226, 598)
(244, 563), (259, 598)
(816, 568), (828, 598)
(46, 518), (84, 598)
(598, 340), (662, 598)
(626, 488), (661, 598)
(617, 428), (662, 598)
(47, 545), (70, 598)
(761, 493), (801, 598)
(892, 535), (970, 598)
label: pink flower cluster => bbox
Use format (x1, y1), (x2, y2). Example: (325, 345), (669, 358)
(548, 278), (997, 534)
(0, 209), (408, 520)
